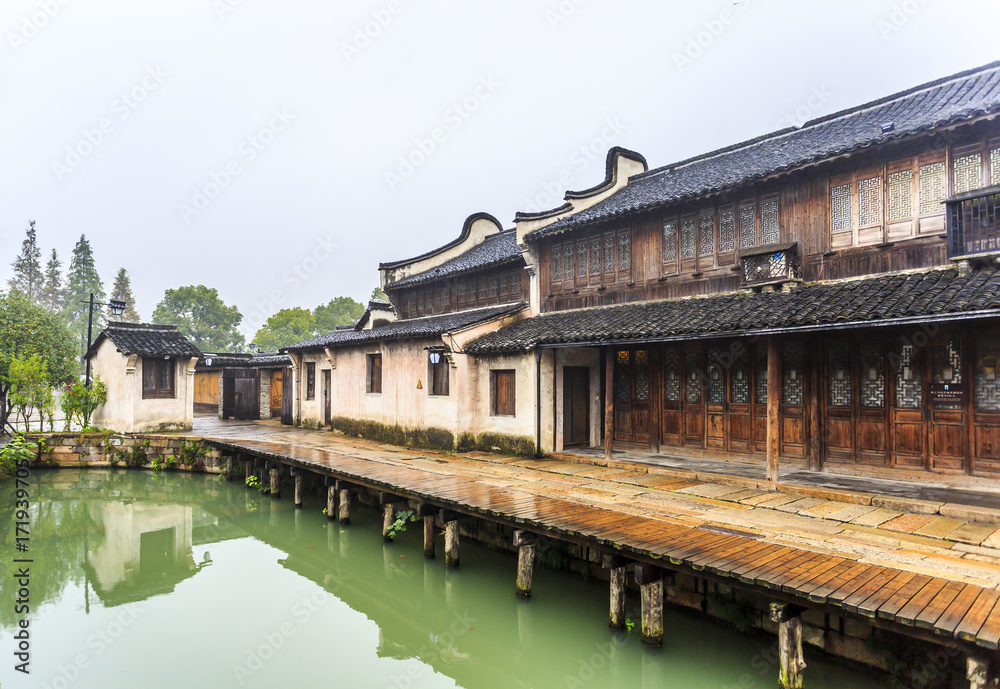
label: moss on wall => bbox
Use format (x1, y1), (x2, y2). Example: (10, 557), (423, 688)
(456, 432), (537, 458)
(330, 417), (455, 452)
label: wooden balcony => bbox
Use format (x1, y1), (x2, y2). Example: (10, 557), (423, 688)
(947, 185), (1000, 260)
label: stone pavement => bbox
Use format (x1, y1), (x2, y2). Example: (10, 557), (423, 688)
(189, 416), (1000, 591)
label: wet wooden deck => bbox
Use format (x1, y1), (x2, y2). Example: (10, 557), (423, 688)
(194, 419), (1000, 655)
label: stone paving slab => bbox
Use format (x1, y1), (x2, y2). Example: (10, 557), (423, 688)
(947, 522), (1000, 546)
(849, 508), (903, 527)
(916, 517), (969, 539)
(800, 501), (852, 519)
(773, 497), (826, 514)
(880, 513), (939, 534)
(825, 504), (878, 523)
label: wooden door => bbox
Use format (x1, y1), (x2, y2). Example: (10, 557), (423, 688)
(929, 336), (967, 471)
(270, 370), (283, 417)
(281, 372), (293, 426)
(705, 345), (727, 450)
(563, 367), (590, 447)
(972, 332), (1000, 474)
(613, 350), (650, 444)
(323, 370), (332, 427)
(682, 348), (705, 447)
(825, 338), (855, 463)
(234, 372), (258, 420)
(752, 346), (769, 453)
(222, 376), (236, 420)
(891, 340), (927, 469)
(662, 347), (683, 446)
(857, 339), (889, 466)
(780, 341), (807, 458)
(728, 344), (752, 452)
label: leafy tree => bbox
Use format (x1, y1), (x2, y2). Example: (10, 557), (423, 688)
(9, 221), (43, 301)
(61, 378), (107, 430)
(40, 249), (64, 312)
(313, 296), (364, 334)
(8, 355), (54, 432)
(0, 291), (77, 433)
(251, 308), (316, 352)
(151, 285), (245, 352)
(371, 287), (390, 303)
(63, 235), (105, 361)
(110, 268), (141, 322)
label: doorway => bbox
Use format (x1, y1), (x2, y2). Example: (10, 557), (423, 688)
(563, 367), (590, 447)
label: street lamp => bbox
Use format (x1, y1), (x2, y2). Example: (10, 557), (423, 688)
(83, 294), (127, 387)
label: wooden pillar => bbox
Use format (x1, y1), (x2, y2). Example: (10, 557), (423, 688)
(807, 341), (822, 472)
(269, 464), (281, 498)
(292, 468), (303, 508)
(420, 504), (436, 559)
(337, 484), (351, 525)
(967, 657), (999, 689)
(635, 564), (663, 647)
(382, 501), (407, 542)
(605, 347), (615, 461)
(441, 512), (461, 568)
(326, 486), (336, 520)
(603, 554), (628, 630)
(766, 336), (782, 484)
(244, 455), (253, 482)
(514, 531), (537, 598)
(224, 455), (234, 481)
(648, 348), (661, 454)
(770, 603), (806, 689)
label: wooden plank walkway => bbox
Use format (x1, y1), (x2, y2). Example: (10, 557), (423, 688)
(193, 421), (1000, 654)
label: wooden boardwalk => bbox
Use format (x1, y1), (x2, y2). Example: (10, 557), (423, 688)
(195, 420), (1000, 657)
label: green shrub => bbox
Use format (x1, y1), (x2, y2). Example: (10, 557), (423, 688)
(0, 434), (38, 481)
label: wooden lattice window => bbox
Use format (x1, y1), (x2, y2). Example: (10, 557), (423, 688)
(663, 220), (678, 264)
(603, 234), (616, 273)
(491, 370), (516, 417)
(142, 358), (175, 399)
(680, 218), (697, 259)
(991, 144), (1000, 186)
(719, 206), (736, 253)
(366, 354), (382, 394)
(919, 162), (947, 215)
(551, 244), (562, 288)
(589, 238), (601, 275)
(738, 202), (756, 248)
(859, 175), (883, 227)
(563, 245), (574, 282)
(618, 231), (631, 272)
(831, 183), (853, 232)
(888, 169), (913, 221)
(761, 197), (780, 244)
(698, 212), (714, 257)
(953, 150), (983, 194)
(305, 362), (316, 400)
(576, 242), (587, 278)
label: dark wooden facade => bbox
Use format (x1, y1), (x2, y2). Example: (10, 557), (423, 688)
(393, 266), (527, 320)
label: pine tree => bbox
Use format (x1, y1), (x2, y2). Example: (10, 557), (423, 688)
(110, 268), (140, 323)
(9, 221), (43, 302)
(63, 235), (105, 362)
(40, 249), (64, 312)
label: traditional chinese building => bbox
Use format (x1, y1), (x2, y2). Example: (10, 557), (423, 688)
(463, 61), (1000, 480)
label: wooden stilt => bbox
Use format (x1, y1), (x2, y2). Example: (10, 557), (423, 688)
(269, 465), (281, 498)
(326, 486), (336, 520)
(338, 489), (351, 525)
(423, 516), (436, 559)
(382, 502), (405, 542)
(635, 564), (663, 647)
(603, 554), (628, 630)
(766, 336), (782, 484)
(605, 348), (615, 462)
(244, 457), (252, 482)
(514, 531), (537, 598)
(967, 657), (999, 689)
(292, 469), (303, 508)
(770, 603), (806, 689)
(225, 456), (234, 481)
(444, 521), (460, 568)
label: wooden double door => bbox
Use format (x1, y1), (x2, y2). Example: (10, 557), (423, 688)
(614, 350), (650, 444)
(824, 334), (969, 471)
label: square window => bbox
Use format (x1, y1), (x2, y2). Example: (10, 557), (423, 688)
(142, 358), (175, 399)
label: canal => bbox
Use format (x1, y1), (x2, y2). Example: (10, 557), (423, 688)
(0, 470), (889, 688)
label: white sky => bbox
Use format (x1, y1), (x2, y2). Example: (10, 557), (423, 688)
(2, 0), (998, 336)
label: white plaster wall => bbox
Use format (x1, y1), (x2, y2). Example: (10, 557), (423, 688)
(464, 351), (554, 451)
(90, 339), (133, 432)
(381, 215), (504, 286)
(552, 348), (602, 453)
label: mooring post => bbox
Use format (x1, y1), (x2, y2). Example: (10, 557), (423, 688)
(269, 463), (281, 498)
(770, 603), (806, 689)
(291, 467), (303, 508)
(603, 554), (629, 630)
(336, 480), (352, 525)
(420, 504), (437, 559)
(513, 530), (537, 598)
(635, 564), (664, 647)
(441, 510), (461, 568)
(326, 483), (337, 521)
(967, 657), (999, 689)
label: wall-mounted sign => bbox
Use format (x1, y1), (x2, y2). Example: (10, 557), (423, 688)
(930, 383), (965, 405)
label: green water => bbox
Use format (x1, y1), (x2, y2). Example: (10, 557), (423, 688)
(0, 470), (888, 689)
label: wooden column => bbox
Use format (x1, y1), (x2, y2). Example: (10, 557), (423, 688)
(766, 336), (782, 484)
(603, 554), (628, 630)
(420, 505), (436, 559)
(967, 657), (999, 689)
(649, 348), (661, 454)
(224, 455), (234, 481)
(268, 464), (281, 498)
(807, 340), (822, 472)
(326, 486), (336, 520)
(441, 511), (461, 568)
(337, 481), (351, 525)
(292, 468), (303, 508)
(513, 531), (537, 598)
(244, 458), (252, 482)
(605, 348), (615, 461)
(770, 603), (806, 689)
(382, 501), (406, 542)
(635, 564), (663, 647)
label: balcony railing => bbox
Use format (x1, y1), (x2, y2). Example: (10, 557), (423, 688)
(740, 242), (800, 287)
(947, 185), (1000, 260)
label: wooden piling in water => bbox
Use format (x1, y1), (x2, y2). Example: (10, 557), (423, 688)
(269, 465), (281, 498)
(337, 486), (351, 525)
(770, 603), (806, 689)
(291, 468), (303, 508)
(514, 530), (537, 598)
(383, 502), (406, 542)
(224, 455), (234, 481)
(444, 520), (460, 568)
(635, 564), (663, 647)
(966, 657), (998, 689)
(603, 554), (628, 630)
(327, 486), (336, 520)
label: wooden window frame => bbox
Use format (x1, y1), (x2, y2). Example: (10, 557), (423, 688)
(662, 216), (679, 275)
(490, 369), (516, 417)
(305, 362), (316, 400)
(142, 357), (175, 400)
(366, 354), (382, 394)
(428, 353), (449, 397)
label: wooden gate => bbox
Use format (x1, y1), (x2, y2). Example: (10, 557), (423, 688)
(563, 367), (590, 447)
(222, 369), (259, 421)
(270, 370), (283, 418)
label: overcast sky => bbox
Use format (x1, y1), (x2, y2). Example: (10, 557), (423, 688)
(2, 0), (998, 336)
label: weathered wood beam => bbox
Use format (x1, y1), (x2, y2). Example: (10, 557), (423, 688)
(807, 342), (822, 472)
(268, 463), (281, 498)
(605, 348), (614, 462)
(382, 502), (407, 542)
(602, 554), (629, 631)
(766, 336), (782, 484)
(635, 564), (663, 647)
(423, 516), (436, 559)
(291, 467), (304, 508)
(445, 521), (460, 568)
(514, 530), (537, 598)
(967, 657), (999, 689)
(326, 485), (336, 521)
(336, 482), (352, 525)
(770, 602), (806, 689)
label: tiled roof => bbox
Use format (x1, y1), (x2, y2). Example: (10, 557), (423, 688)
(386, 230), (523, 289)
(529, 62), (1000, 239)
(464, 268), (1000, 353)
(283, 303), (528, 352)
(87, 323), (201, 359)
(199, 353), (292, 368)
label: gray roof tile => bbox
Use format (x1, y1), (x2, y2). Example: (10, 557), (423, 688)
(386, 230), (523, 289)
(87, 323), (201, 359)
